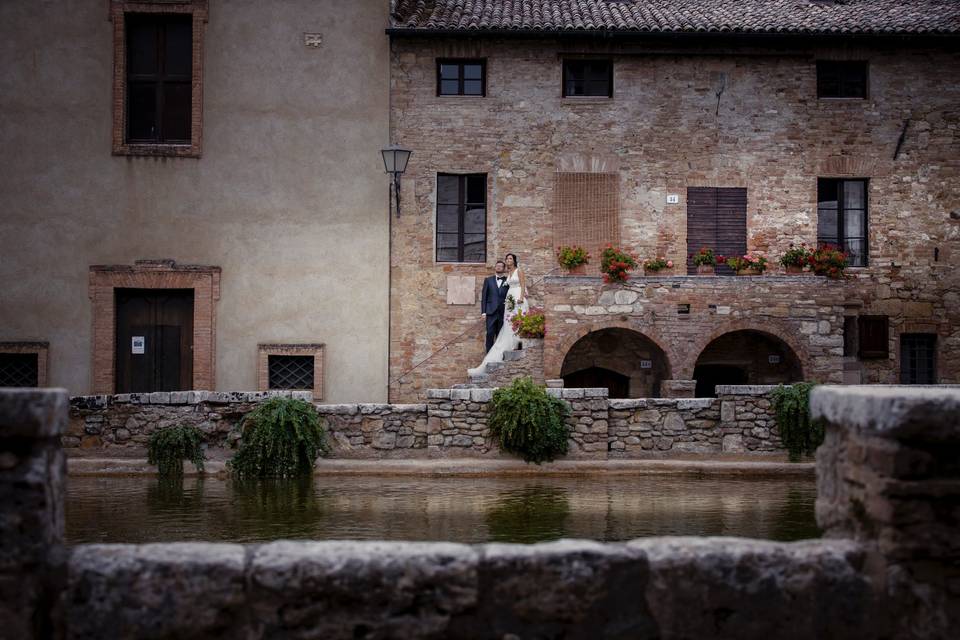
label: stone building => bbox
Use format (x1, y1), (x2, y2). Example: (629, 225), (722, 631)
(0, 0), (392, 402)
(386, 0), (960, 401)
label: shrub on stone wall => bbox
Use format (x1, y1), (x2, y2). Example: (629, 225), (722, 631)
(228, 397), (329, 478)
(488, 377), (571, 464)
(771, 382), (825, 462)
(147, 425), (205, 477)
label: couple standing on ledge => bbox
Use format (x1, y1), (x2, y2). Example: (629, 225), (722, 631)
(468, 253), (528, 376)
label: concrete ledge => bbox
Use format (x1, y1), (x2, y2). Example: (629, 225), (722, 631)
(811, 385), (960, 440)
(0, 387), (68, 438)
(66, 457), (813, 477)
(71, 390), (313, 408)
(716, 385), (781, 396)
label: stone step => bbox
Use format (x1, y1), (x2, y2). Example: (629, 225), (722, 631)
(502, 349), (526, 362)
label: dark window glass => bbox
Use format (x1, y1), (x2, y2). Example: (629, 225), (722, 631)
(818, 178), (868, 267)
(436, 174), (487, 262)
(268, 355), (314, 390)
(126, 13), (192, 144)
(858, 316), (889, 359)
(817, 61), (868, 98)
(0, 353), (39, 387)
(843, 316), (858, 357)
(900, 334), (937, 384)
(437, 59), (486, 96)
(563, 59), (612, 97)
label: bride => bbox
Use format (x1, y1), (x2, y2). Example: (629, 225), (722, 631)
(469, 253), (528, 376)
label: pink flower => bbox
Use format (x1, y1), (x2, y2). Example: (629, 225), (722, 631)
(666, 260), (673, 268)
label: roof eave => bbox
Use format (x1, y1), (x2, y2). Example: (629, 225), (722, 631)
(385, 27), (960, 41)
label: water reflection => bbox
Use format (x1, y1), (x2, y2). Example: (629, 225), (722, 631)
(66, 475), (819, 544)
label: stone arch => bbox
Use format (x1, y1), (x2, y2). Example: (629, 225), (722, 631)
(692, 327), (805, 397)
(681, 319), (812, 380)
(557, 326), (672, 398)
(547, 320), (674, 380)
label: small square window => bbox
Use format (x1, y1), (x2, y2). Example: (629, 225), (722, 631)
(857, 316), (888, 359)
(563, 59), (612, 98)
(817, 61), (868, 98)
(0, 353), (40, 387)
(258, 344), (324, 400)
(437, 59), (486, 96)
(268, 355), (315, 390)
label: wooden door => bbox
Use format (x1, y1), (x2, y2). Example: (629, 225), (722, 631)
(115, 288), (194, 393)
(687, 187), (747, 275)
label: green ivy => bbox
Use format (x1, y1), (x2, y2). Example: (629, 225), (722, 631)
(771, 382), (825, 462)
(147, 425), (205, 477)
(228, 397), (329, 478)
(488, 377), (571, 464)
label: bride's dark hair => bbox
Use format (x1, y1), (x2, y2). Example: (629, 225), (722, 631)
(505, 253), (519, 267)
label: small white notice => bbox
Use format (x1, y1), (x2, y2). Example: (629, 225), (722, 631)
(768, 355), (781, 364)
(640, 360), (653, 369)
(132, 336), (145, 355)
(666, 194), (680, 204)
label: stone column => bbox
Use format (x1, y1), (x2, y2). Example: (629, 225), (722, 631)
(0, 388), (68, 640)
(811, 385), (960, 640)
(660, 380), (696, 398)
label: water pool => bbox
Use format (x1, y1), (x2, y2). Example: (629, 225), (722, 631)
(66, 475), (818, 544)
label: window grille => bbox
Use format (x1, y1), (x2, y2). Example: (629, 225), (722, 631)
(553, 172), (620, 275)
(268, 355), (314, 390)
(0, 353), (39, 387)
(900, 334), (937, 384)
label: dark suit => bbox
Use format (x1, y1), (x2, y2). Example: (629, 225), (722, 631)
(481, 275), (510, 353)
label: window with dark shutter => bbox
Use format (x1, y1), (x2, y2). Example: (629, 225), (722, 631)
(268, 355), (314, 390)
(436, 174), (487, 263)
(126, 13), (192, 144)
(817, 61), (868, 99)
(562, 60), (612, 97)
(858, 316), (889, 359)
(437, 59), (486, 96)
(0, 353), (39, 387)
(818, 178), (868, 267)
(686, 187), (747, 276)
(900, 334), (937, 384)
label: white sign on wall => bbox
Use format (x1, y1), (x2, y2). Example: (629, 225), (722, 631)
(666, 194), (680, 204)
(640, 360), (653, 369)
(132, 336), (145, 355)
(768, 355), (781, 364)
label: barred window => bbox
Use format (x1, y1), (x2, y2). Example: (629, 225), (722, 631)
(553, 172), (620, 274)
(0, 353), (39, 387)
(900, 334), (937, 385)
(268, 355), (314, 390)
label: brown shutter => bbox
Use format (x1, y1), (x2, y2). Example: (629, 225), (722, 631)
(553, 173), (620, 275)
(858, 316), (889, 359)
(686, 187), (746, 276)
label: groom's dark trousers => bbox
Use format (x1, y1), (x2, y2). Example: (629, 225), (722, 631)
(481, 275), (509, 353)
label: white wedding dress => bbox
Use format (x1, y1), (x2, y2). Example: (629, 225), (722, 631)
(469, 269), (528, 376)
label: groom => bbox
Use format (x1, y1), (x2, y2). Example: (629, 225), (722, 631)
(480, 260), (510, 353)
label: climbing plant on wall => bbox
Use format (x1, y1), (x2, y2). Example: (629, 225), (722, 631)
(771, 382), (825, 462)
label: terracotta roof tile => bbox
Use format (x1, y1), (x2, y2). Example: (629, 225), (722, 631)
(390, 0), (960, 35)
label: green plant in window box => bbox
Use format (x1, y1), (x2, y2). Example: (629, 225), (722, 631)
(556, 245), (591, 274)
(147, 425), (205, 477)
(779, 243), (811, 274)
(228, 397), (329, 478)
(488, 377), (571, 464)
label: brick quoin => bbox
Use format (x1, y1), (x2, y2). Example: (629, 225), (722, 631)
(387, 37), (960, 401)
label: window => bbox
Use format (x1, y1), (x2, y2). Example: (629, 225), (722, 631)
(436, 174), (487, 263)
(0, 353), (39, 387)
(437, 59), (485, 96)
(857, 316), (889, 359)
(817, 61), (868, 98)
(562, 60), (612, 97)
(552, 172), (620, 275)
(126, 13), (192, 144)
(111, 1), (206, 157)
(686, 187), (747, 276)
(818, 178), (868, 267)
(268, 355), (314, 390)
(258, 344), (325, 400)
(900, 334), (937, 384)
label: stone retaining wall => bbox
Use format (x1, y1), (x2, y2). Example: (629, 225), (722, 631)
(4, 386), (959, 638)
(66, 386), (786, 459)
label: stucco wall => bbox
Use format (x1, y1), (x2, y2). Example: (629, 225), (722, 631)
(0, 0), (391, 401)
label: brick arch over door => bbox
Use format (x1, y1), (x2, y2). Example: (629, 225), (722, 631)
(545, 320), (674, 381)
(680, 320), (811, 380)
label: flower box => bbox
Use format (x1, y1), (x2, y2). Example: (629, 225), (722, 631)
(696, 264), (716, 275)
(736, 267), (762, 276)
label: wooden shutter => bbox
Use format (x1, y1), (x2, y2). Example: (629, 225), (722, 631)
(686, 187), (746, 276)
(858, 315), (889, 359)
(553, 173), (620, 274)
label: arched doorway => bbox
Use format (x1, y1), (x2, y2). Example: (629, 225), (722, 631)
(561, 328), (670, 398)
(693, 330), (803, 397)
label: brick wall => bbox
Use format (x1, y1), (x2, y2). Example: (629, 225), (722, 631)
(388, 36), (960, 401)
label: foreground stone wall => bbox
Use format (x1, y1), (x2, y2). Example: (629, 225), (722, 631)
(67, 386), (785, 459)
(4, 386), (959, 639)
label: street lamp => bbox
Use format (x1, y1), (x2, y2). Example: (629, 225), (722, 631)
(381, 144), (412, 217)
